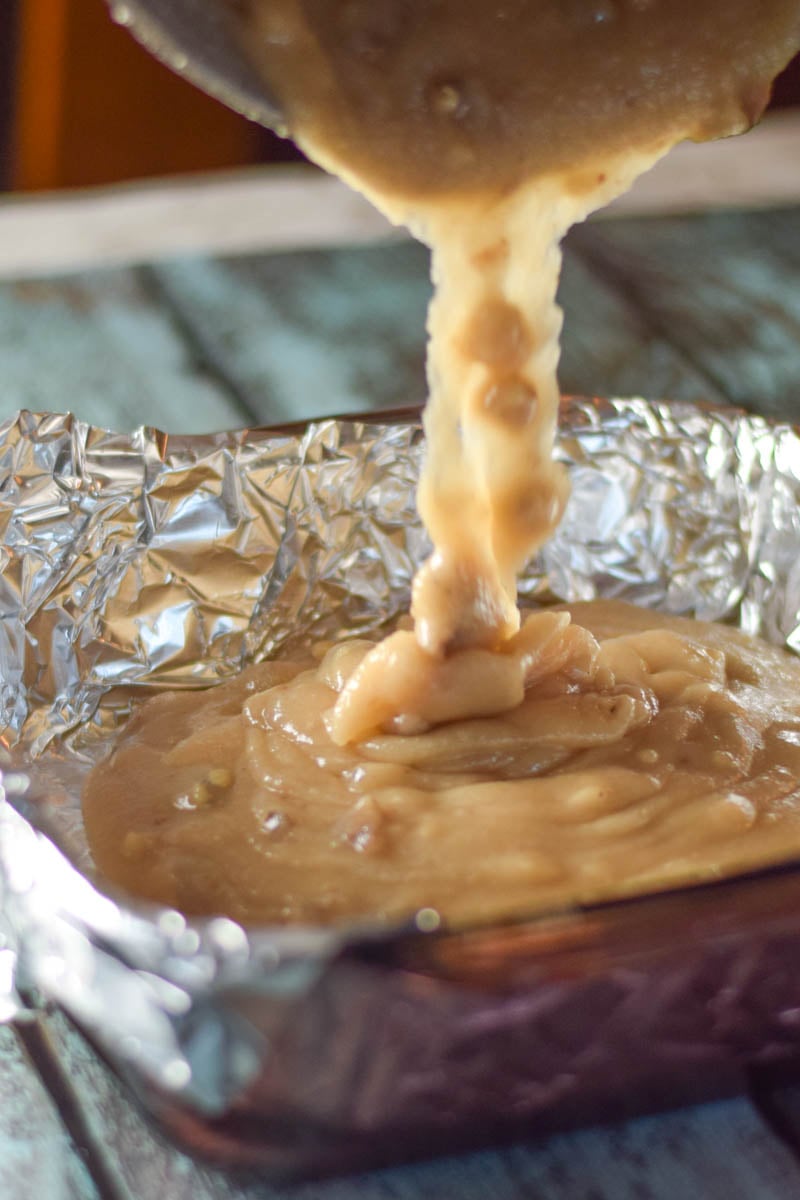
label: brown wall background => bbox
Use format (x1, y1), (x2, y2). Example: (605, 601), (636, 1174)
(6, 0), (301, 193)
(3, 0), (800, 194)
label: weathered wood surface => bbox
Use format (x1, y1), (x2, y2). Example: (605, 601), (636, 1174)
(146, 237), (729, 428)
(568, 207), (800, 420)
(0, 270), (246, 432)
(557, 248), (727, 404)
(0, 1023), (97, 1200)
(2, 203), (800, 1197)
(3, 210), (786, 436)
(24, 1012), (800, 1200)
(144, 244), (430, 423)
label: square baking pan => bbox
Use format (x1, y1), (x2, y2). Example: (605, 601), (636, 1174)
(3, 397), (800, 1177)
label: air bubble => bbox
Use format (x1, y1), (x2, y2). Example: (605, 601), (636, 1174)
(264, 810), (290, 837)
(433, 83), (463, 116)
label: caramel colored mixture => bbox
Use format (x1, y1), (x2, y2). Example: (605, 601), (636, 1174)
(243, 0), (800, 202)
(83, 603), (800, 926)
(240, 0), (800, 652)
(83, 5), (800, 924)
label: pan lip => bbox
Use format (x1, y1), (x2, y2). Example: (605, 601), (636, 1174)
(108, 0), (286, 132)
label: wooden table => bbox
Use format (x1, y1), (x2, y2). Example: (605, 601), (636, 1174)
(3, 117), (800, 1198)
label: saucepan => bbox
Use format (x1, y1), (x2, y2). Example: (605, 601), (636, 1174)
(105, 0), (285, 130)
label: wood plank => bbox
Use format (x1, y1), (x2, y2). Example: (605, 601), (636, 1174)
(568, 207), (800, 420)
(557, 249), (726, 403)
(0, 168), (396, 282)
(30, 1014), (214, 1200)
(602, 109), (800, 220)
(451, 1103), (800, 1200)
(146, 238), (726, 430)
(0, 219), (768, 436)
(720, 206), (800, 280)
(145, 244), (432, 424)
(0, 1022), (98, 1200)
(0, 268), (249, 433)
(0, 232), (735, 438)
(0, 227), (746, 437)
(37, 1010), (800, 1200)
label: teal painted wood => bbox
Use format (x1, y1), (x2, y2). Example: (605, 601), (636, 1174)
(3, 209), (792, 440)
(30, 1013), (800, 1200)
(569, 207), (800, 420)
(557, 248), (727, 404)
(149, 237), (726, 429)
(145, 243), (432, 425)
(0, 1024), (98, 1200)
(0, 270), (247, 434)
(743, 208), (800, 274)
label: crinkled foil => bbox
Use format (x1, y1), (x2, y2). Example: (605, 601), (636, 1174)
(3, 399), (800, 1174)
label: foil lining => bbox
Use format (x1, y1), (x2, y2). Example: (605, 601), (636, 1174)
(3, 398), (800, 1172)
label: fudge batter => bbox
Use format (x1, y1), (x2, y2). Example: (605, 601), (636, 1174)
(83, 4), (800, 923)
(83, 603), (800, 925)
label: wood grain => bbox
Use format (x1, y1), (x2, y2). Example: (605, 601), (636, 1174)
(141, 237), (727, 431)
(569, 208), (800, 420)
(557, 249), (726, 404)
(0, 1023), (98, 1200)
(145, 244), (431, 424)
(0, 269), (248, 432)
(0, 207), (790, 433)
(31, 1012), (800, 1200)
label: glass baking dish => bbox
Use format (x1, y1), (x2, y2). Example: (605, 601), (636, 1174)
(3, 398), (800, 1177)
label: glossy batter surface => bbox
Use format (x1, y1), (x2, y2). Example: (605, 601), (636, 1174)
(83, 603), (800, 926)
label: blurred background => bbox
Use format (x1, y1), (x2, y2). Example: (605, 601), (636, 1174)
(1, 0), (799, 195)
(0, 0), (799, 437)
(0, 0), (307, 194)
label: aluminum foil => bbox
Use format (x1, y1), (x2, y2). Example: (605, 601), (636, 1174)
(3, 398), (800, 1174)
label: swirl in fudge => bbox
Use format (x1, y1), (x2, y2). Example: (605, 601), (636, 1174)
(83, 604), (800, 925)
